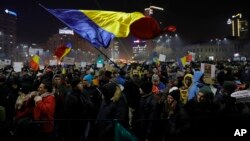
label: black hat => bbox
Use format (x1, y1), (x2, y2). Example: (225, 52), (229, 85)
(169, 89), (180, 101)
(140, 82), (152, 94)
(71, 76), (81, 88)
(100, 82), (117, 101)
(223, 81), (237, 94)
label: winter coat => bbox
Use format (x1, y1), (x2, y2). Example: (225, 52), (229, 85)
(96, 82), (129, 141)
(188, 71), (204, 100)
(135, 93), (162, 141)
(33, 92), (55, 133)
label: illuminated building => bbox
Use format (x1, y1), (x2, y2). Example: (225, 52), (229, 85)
(0, 8), (17, 59)
(45, 27), (98, 63)
(183, 38), (250, 61)
(132, 39), (147, 61)
(110, 40), (119, 61)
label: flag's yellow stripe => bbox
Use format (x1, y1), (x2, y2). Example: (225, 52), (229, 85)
(80, 10), (145, 37)
(32, 55), (40, 64)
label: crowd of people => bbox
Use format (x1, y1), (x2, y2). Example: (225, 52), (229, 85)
(0, 60), (250, 141)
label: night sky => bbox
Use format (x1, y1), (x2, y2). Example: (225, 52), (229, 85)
(1, 0), (249, 44)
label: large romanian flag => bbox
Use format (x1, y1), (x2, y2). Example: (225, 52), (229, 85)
(43, 6), (169, 48)
(54, 43), (72, 60)
(30, 55), (40, 71)
(45, 8), (144, 48)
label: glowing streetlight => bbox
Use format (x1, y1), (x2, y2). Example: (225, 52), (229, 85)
(144, 5), (164, 16)
(234, 53), (240, 57)
(149, 6), (164, 11)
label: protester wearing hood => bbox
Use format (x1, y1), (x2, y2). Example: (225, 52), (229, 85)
(183, 74), (193, 89)
(188, 71), (205, 101)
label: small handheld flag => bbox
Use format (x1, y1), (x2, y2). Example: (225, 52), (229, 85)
(54, 42), (72, 61)
(30, 55), (40, 71)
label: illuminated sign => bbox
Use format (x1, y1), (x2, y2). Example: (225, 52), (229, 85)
(4, 9), (17, 16)
(59, 28), (74, 35)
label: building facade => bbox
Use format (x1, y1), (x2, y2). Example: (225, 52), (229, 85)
(182, 39), (250, 61)
(0, 8), (17, 59)
(45, 30), (98, 63)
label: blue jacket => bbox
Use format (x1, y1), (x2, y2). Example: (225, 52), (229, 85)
(188, 71), (204, 100)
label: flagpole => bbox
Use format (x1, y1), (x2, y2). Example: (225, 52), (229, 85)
(94, 47), (121, 70)
(38, 3), (121, 70)
(38, 3), (46, 10)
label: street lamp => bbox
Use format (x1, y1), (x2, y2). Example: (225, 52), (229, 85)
(229, 13), (247, 37)
(144, 5), (164, 16)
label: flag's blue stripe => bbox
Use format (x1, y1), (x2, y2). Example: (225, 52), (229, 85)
(177, 58), (184, 70)
(46, 8), (114, 48)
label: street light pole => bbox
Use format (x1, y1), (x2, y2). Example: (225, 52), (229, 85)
(144, 5), (164, 16)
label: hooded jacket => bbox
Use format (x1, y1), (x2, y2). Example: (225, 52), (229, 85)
(188, 71), (204, 100)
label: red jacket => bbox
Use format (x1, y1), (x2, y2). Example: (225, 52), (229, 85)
(33, 92), (55, 133)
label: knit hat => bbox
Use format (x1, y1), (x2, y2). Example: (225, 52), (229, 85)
(83, 74), (93, 85)
(223, 81), (237, 94)
(199, 86), (212, 95)
(140, 82), (152, 94)
(100, 82), (117, 101)
(71, 76), (81, 88)
(169, 86), (178, 93)
(169, 89), (180, 101)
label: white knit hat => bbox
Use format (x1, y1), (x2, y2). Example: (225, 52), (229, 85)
(169, 86), (178, 93)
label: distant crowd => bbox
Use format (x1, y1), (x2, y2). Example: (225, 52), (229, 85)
(0, 60), (250, 141)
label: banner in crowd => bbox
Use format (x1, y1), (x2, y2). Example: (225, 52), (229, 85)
(49, 60), (57, 66)
(200, 63), (216, 84)
(159, 54), (166, 62)
(63, 57), (75, 65)
(13, 62), (23, 72)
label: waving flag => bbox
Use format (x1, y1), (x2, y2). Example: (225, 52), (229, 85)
(177, 56), (188, 70)
(45, 8), (144, 48)
(42, 5), (170, 48)
(151, 52), (160, 67)
(54, 43), (72, 60)
(30, 55), (40, 71)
